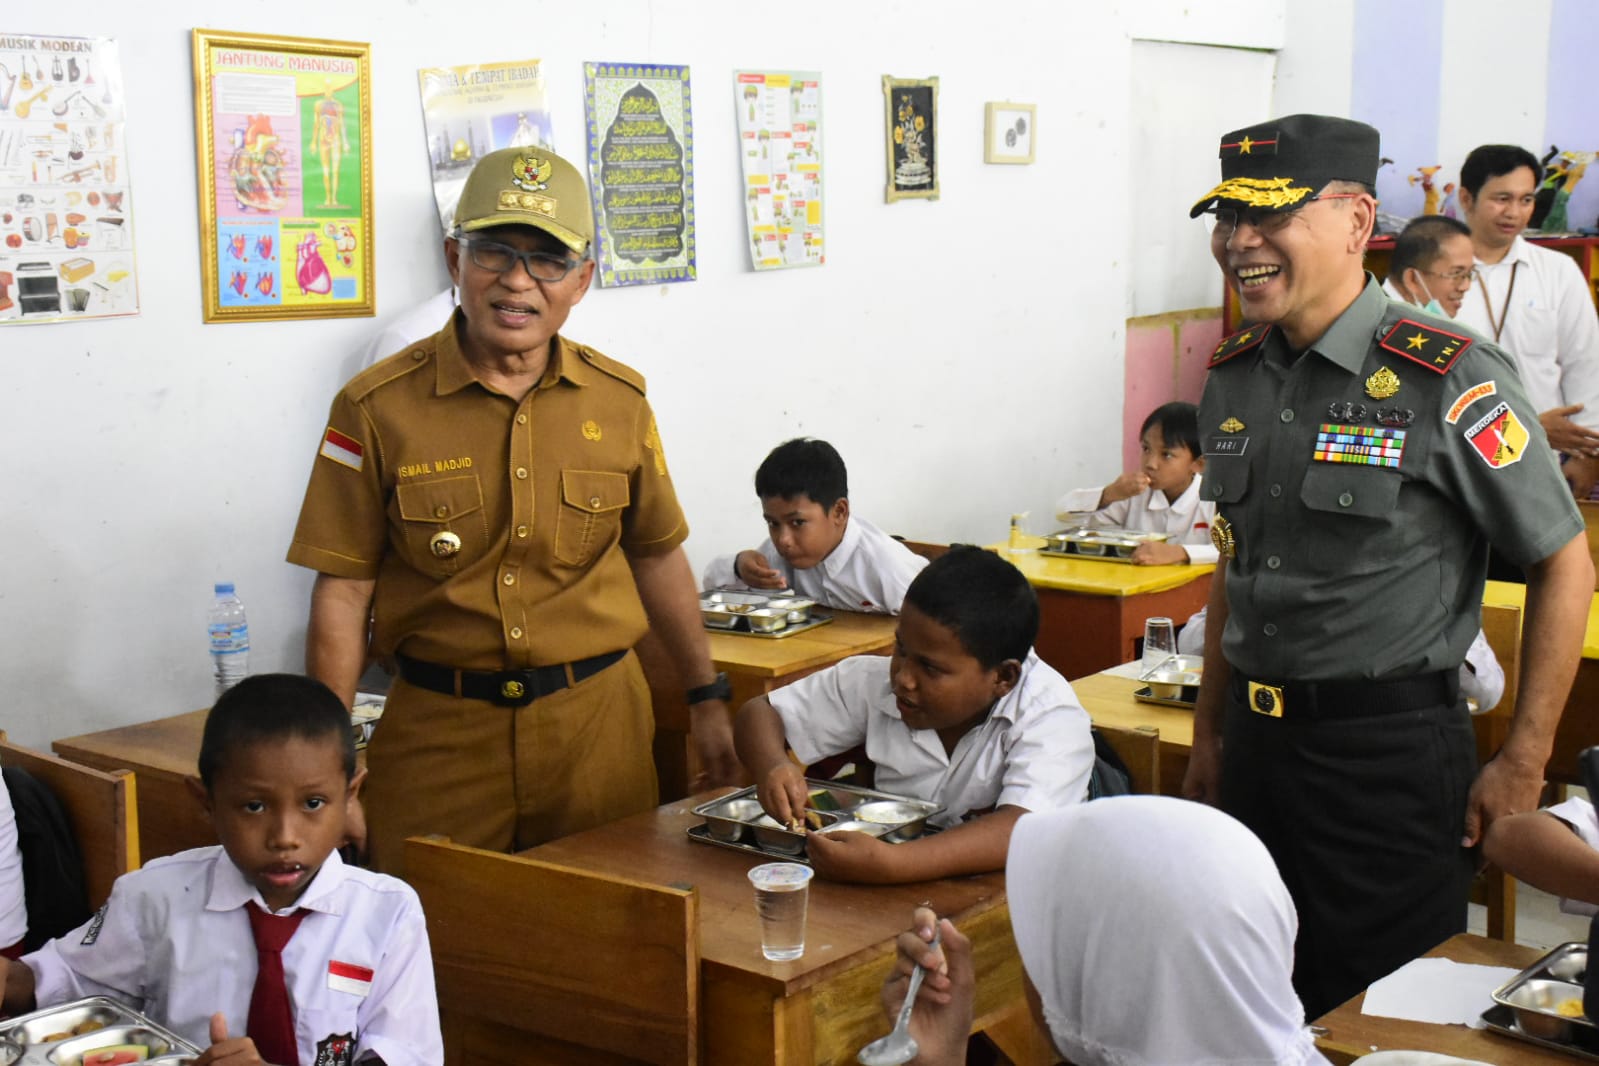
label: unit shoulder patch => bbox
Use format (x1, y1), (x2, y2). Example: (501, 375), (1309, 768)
(1209, 325), (1273, 368)
(1378, 318), (1474, 375)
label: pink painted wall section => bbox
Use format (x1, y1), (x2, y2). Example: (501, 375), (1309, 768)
(1121, 311), (1225, 470)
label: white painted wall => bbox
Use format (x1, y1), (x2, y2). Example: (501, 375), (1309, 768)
(1437, 0), (1552, 179)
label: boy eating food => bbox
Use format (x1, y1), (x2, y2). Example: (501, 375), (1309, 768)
(703, 437), (927, 613)
(0, 674), (441, 1065)
(734, 547), (1095, 883)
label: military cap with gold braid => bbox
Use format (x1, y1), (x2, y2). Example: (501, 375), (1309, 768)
(452, 146), (594, 253)
(1189, 113), (1380, 219)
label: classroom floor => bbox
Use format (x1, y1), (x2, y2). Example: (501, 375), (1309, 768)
(1470, 882), (1588, 949)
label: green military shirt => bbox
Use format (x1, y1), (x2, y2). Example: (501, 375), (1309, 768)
(287, 313), (689, 670)
(1199, 277), (1581, 681)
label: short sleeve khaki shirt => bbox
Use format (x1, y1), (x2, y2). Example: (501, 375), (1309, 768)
(287, 315), (688, 669)
(1199, 278), (1582, 681)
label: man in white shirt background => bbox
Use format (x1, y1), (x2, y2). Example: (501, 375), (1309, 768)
(1455, 143), (1599, 495)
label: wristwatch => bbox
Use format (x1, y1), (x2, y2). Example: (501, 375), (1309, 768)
(687, 671), (732, 705)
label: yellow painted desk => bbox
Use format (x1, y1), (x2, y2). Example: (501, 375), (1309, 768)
(996, 540), (1214, 680)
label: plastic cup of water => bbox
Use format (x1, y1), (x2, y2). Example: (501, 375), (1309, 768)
(1143, 616), (1176, 670)
(748, 862), (813, 961)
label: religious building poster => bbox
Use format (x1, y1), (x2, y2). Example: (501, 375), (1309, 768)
(418, 58), (554, 236)
(191, 29), (373, 323)
(734, 70), (824, 271)
(0, 33), (140, 324)
(583, 61), (696, 287)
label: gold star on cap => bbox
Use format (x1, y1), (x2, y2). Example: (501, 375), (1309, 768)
(1220, 417), (1246, 433)
(1237, 135), (1255, 154)
(1365, 366), (1401, 400)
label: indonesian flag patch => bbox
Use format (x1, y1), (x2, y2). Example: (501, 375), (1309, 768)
(1465, 401), (1529, 469)
(319, 427), (364, 471)
(327, 959), (374, 996)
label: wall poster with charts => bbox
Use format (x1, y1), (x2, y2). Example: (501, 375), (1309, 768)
(583, 61), (695, 287)
(0, 33), (140, 324)
(734, 70), (824, 271)
(191, 29), (372, 323)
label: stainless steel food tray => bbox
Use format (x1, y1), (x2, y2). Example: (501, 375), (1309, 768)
(1038, 527), (1170, 564)
(1132, 684), (1198, 709)
(1483, 942), (1599, 1056)
(690, 781), (942, 861)
(0, 995), (202, 1064)
(1480, 1003), (1599, 1060)
(700, 590), (834, 638)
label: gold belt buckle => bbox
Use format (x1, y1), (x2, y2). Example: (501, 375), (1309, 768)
(501, 678), (526, 700)
(1247, 681), (1284, 718)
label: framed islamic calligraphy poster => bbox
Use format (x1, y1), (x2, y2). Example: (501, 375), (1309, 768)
(883, 75), (938, 203)
(192, 29), (373, 323)
(583, 61), (696, 287)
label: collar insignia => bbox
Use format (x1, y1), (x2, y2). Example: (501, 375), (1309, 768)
(1209, 324), (1273, 368)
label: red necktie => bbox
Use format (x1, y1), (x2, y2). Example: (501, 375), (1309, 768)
(245, 902), (307, 1066)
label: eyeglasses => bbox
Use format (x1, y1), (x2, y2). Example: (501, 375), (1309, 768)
(1208, 192), (1364, 238)
(456, 237), (583, 282)
(1418, 265), (1479, 284)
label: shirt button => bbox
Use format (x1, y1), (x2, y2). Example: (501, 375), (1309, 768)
(1266, 555), (1281, 569)
(1338, 491), (1353, 507)
(434, 505), (449, 518)
(517, 413), (528, 425)
(1264, 623), (1278, 637)
(503, 573), (516, 586)
(1269, 483), (1282, 498)
(516, 525), (529, 538)
(1280, 409), (1295, 423)
(510, 626), (523, 639)
(1211, 483), (1224, 498)
(516, 467), (529, 480)
(411, 350), (425, 361)
(589, 495), (602, 508)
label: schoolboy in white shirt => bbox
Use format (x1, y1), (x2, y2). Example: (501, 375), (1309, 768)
(0, 674), (442, 1066)
(702, 437), (928, 613)
(735, 547), (1095, 884)
(1054, 402), (1217, 565)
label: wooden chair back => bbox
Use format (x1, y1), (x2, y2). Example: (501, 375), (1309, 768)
(1092, 723), (1161, 795)
(894, 539), (952, 563)
(1580, 500), (1599, 591)
(406, 836), (699, 1066)
(0, 731), (138, 909)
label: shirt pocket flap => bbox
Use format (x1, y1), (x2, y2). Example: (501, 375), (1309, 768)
(561, 469), (631, 514)
(1200, 456), (1250, 505)
(395, 475), (485, 525)
(1299, 463), (1401, 519)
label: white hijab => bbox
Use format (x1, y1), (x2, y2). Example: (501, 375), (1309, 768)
(1006, 796), (1329, 1066)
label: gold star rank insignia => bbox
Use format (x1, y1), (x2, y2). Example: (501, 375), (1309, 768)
(1237, 136), (1255, 154)
(1220, 417), (1246, 433)
(1209, 324), (1273, 368)
(1365, 366), (1401, 400)
(1379, 318), (1474, 374)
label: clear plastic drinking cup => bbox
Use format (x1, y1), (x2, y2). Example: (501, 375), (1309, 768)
(748, 862), (814, 961)
(1143, 616), (1177, 670)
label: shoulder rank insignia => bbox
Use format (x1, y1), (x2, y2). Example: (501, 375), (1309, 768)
(1378, 318), (1474, 374)
(1209, 325), (1272, 368)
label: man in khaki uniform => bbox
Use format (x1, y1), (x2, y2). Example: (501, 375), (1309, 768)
(288, 147), (738, 876)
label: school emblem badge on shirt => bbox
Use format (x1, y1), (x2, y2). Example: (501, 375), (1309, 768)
(313, 1031), (355, 1066)
(1465, 402), (1528, 469)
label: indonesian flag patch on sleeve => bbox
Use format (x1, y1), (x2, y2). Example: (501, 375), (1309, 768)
(319, 427), (365, 471)
(327, 959), (374, 996)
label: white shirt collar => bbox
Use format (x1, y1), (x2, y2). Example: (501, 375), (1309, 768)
(206, 847), (350, 917)
(1478, 233), (1534, 268)
(817, 514), (865, 575)
(1144, 473), (1202, 515)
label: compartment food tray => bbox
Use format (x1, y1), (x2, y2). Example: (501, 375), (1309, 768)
(1038, 527), (1170, 564)
(690, 781), (942, 861)
(1132, 685), (1198, 709)
(700, 590), (834, 638)
(1480, 1003), (1599, 1060)
(1483, 942), (1599, 1057)
(0, 995), (202, 1064)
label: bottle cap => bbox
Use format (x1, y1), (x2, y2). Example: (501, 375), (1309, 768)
(215, 582), (235, 595)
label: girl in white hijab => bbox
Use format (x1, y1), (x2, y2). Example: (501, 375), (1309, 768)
(880, 795), (1330, 1065)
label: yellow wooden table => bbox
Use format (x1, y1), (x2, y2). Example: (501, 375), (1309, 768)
(1071, 669), (1194, 796)
(993, 539), (1214, 681)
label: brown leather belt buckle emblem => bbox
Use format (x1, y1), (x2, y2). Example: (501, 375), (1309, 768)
(1247, 681), (1284, 718)
(501, 679), (526, 701)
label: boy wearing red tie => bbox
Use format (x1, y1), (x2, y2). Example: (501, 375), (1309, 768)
(0, 675), (440, 1065)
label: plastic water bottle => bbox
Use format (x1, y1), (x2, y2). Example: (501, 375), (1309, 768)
(208, 582), (250, 696)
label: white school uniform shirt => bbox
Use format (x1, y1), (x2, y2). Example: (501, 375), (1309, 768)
(360, 287), (457, 368)
(767, 651), (1094, 826)
(0, 773), (25, 948)
(1546, 796), (1599, 917)
(1054, 473), (1219, 565)
(24, 847), (442, 1066)
(702, 515), (929, 614)
(1455, 235), (1599, 435)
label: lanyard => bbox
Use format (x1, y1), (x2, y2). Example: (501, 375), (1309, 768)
(1477, 261), (1520, 344)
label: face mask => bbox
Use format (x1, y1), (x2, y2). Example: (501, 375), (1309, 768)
(1406, 270), (1448, 318)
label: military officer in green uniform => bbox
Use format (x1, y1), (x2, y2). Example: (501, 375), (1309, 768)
(1182, 114), (1594, 1019)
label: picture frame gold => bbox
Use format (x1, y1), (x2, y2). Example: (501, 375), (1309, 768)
(985, 102), (1036, 165)
(192, 28), (373, 323)
(883, 75), (939, 202)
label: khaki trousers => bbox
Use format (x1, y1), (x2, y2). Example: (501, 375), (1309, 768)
(363, 651), (658, 878)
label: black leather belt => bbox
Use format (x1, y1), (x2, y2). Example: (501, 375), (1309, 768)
(1229, 669), (1458, 721)
(397, 649), (626, 708)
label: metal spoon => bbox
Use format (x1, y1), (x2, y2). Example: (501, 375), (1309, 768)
(858, 924), (942, 1065)
(1137, 652), (1180, 682)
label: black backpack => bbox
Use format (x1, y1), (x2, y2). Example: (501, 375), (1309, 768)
(1086, 728), (1134, 800)
(3, 765), (91, 951)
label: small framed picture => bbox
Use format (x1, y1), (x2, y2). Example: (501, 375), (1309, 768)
(883, 75), (939, 202)
(985, 102), (1036, 165)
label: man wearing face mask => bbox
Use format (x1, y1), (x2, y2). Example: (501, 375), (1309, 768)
(1383, 215), (1476, 319)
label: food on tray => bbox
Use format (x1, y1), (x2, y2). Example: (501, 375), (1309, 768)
(1555, 997), (1587, 1017)
(856, 808), (902, 824)
(80, 1047), (150, 1065)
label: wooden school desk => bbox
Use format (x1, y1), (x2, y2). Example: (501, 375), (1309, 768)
(1312, 934), (1562, 1064)
(993, 540), (1214, 680)
(524, 792), (1055, 1065)
(639, 609), (899, 799)
(1070, 669), (1195, 796)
